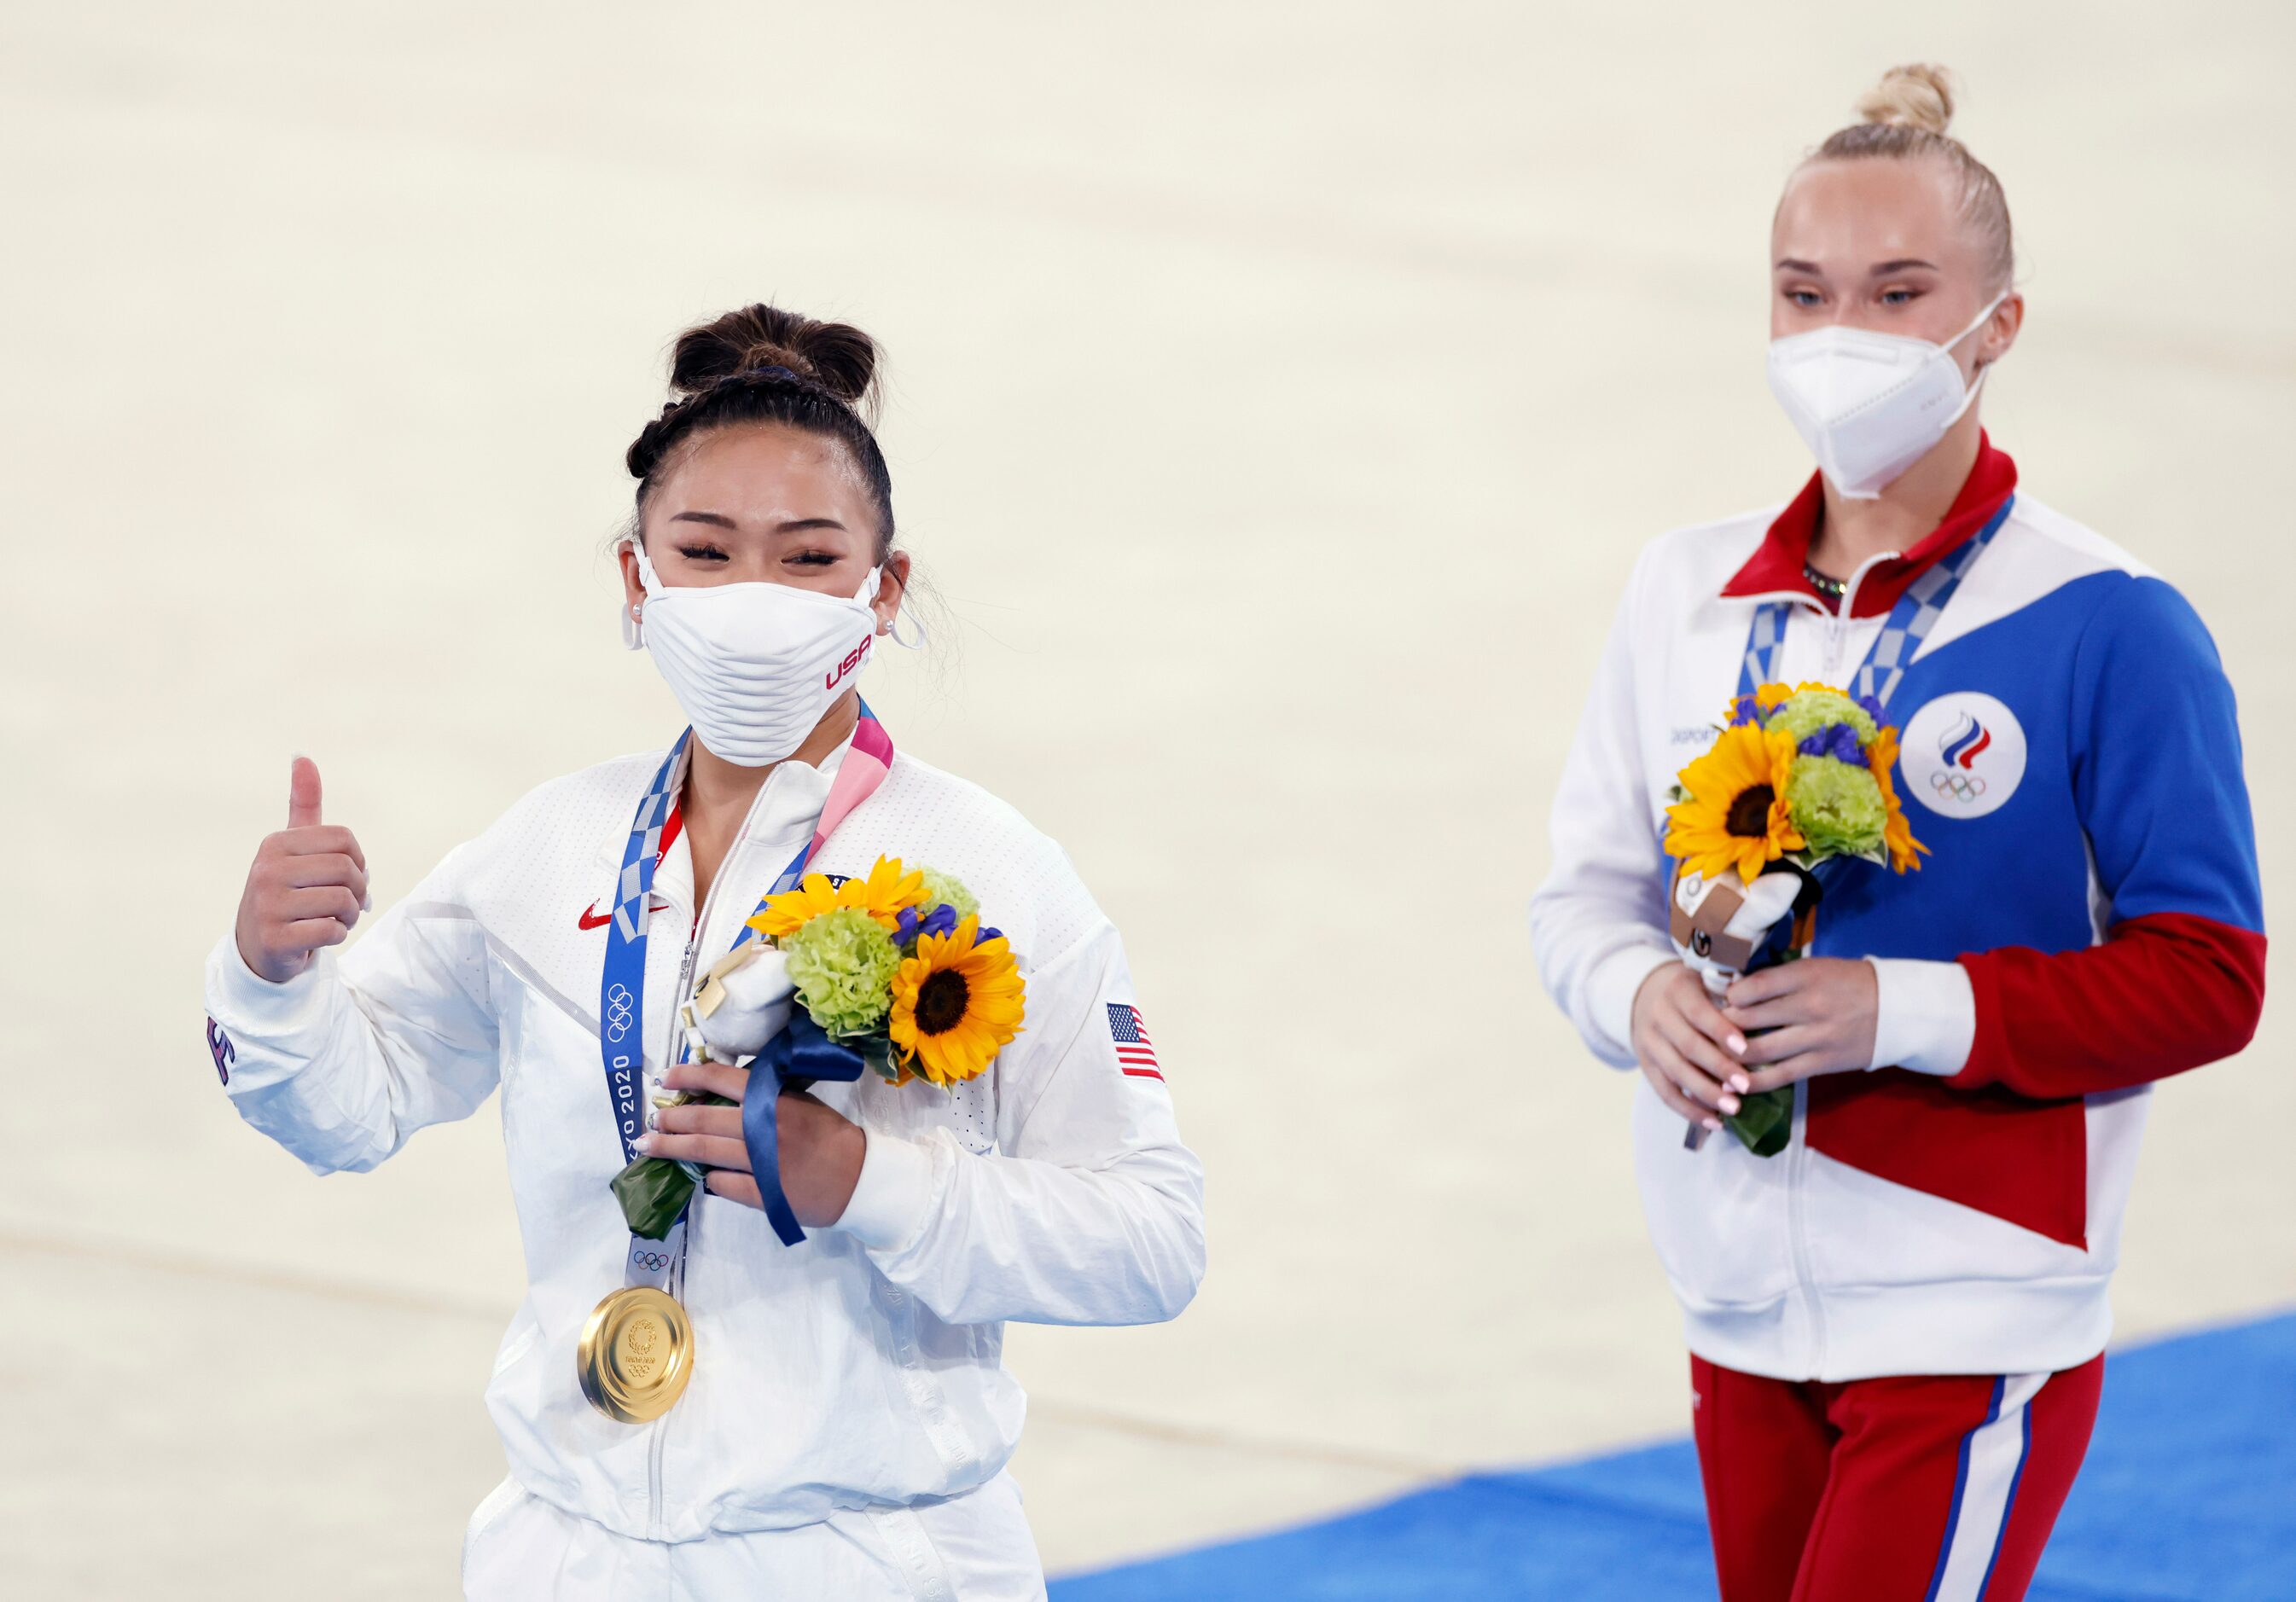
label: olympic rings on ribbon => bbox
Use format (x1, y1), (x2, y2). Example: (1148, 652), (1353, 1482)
(605, 983), (636, 1042)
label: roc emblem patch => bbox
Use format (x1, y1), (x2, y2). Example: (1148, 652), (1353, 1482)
(1899, 692), (2028, 821)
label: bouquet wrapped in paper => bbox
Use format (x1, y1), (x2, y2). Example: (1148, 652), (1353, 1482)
(1662, 682), (1925, 1156)
(613, 856), (1026, 1238)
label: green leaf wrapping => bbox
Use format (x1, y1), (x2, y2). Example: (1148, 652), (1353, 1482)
(1724, 1086), (1794, 1158)
(611, 1090), (737, 1238)
(613, 1157), (696, 1240)
(848, 1032), (902, 1083)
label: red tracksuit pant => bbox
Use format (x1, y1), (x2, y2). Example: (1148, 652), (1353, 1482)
(1689, 1352), (2104, 1602)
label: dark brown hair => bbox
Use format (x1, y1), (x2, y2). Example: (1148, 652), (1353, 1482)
(1804, 64), (2014, 294)
(625, 304), (896, 554)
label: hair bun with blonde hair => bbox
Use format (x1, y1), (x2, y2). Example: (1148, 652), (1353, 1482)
(1856, 63), (1956, 137)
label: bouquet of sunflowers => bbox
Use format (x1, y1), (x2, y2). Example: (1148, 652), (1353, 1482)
(746, 856), (1026, 1086)
(1661, 682), (1924, 1157)
(613, 856), (1025, 1238)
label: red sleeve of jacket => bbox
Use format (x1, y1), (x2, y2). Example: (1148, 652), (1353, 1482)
(1952, 912), (2266, 1099)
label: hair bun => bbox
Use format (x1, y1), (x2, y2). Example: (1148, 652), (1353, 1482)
(1855, 63), (1956, 137)
(666, 303), (881, 418)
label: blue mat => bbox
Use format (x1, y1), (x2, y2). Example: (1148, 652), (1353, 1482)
(1052, 1310), (2296, 1601)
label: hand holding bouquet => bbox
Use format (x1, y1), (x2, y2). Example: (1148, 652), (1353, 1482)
(613, 856), (1026, 1239)
(1661, 682), (1924, 1155)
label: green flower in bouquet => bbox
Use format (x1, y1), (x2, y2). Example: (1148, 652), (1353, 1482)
(916, 867), (979, 923)
(782, 906), (900, 1036)
(1785, 755), (1889, 859)
(1766, 686), (1879, 747)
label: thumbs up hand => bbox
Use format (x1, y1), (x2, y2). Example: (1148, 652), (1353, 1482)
(233, 757), (372, 984)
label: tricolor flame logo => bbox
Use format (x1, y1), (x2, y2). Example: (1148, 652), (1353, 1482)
(1939, 713), (1992, 770)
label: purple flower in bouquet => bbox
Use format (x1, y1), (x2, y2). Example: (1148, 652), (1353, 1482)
(1798, 723), (1865, 764)
(895, 903), (962, 945)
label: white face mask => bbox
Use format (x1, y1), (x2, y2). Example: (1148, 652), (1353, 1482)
(624, 542), (882, 768)
(1765, 293), (2006, 499)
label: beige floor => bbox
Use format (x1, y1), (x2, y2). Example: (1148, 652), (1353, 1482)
(3, 3), (2291, 1593)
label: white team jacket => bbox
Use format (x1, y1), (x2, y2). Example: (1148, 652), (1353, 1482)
(204, 736), (1205, 1544)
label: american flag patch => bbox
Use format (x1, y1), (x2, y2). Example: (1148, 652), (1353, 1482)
(1107, 1002), (1162, 1080)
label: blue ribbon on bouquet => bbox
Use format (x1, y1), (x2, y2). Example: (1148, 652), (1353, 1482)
(741, 1014), (866, 1247)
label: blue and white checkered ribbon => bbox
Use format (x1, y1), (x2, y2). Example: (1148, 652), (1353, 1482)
(1736, 497), (2014, 711)
(598, 707), (892, 1259)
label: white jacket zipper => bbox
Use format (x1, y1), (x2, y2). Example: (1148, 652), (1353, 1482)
(645, 774), (771, 1539)
(647, 933), (698, 1540)
(1785, 1081), (1828, 1375)
(1781, 551), (1895, 1379)
(1822, 550), (1898, 682)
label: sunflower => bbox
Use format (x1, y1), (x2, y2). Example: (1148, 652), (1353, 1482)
(747, 855), (928, 941)
(1665, 724), (1805, 885)
(1863, 725), (1929, 874)
(888, 914), (1026, 1088)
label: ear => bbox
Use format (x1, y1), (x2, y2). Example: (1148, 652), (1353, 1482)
(617, 536), (647, 623)
(873, 551), (911, 636)
(1975, 292), (2025, 370)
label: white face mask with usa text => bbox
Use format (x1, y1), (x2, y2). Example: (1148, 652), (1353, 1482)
(624, 541), (882, 767)
(1765, 293), (2007, 499)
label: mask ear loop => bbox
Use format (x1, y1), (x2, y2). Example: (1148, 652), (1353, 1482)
(859, 559), (921, 648)
(1941, 291), (2011, 431)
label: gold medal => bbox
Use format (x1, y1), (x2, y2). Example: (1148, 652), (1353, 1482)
(577, 1285), (695, 1424)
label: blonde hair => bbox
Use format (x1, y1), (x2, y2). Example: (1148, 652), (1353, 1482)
(1805, 64), (2014, 293)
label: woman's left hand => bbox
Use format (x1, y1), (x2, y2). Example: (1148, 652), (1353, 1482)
(1720, 957), (1879, 1091)
(639, 1059), (867, 1227)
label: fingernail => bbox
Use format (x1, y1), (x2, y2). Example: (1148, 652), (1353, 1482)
(632, 1134), (654, 1154)
(1703, 1117), (1723, 1132)
(1718, 1095), (1741, 1115)
(1730, 1074), (1752, 1094)
(1728, 1036), (1747, 1056)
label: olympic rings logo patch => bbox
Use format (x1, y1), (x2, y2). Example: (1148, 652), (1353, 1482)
(629, 1248), (672, 1273)
(605, 983), (636, 1042)
(1930, 769), (1987, 802)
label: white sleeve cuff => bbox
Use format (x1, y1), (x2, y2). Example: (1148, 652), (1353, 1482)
(206, 932), (331, 1036)
(1867, 956), (1977, 1077)
(1584, 944), (1676, 1068)
(828, 1129), (938, 1252)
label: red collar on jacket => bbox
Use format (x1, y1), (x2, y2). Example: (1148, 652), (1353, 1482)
(1719, 437), (2020, 618)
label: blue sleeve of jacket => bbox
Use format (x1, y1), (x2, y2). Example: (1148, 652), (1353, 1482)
(1956, 575), (2265, 1096)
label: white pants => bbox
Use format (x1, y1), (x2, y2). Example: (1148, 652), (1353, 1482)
(461, 1472), (1046, 1600)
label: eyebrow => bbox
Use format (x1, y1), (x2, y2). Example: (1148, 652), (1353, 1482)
(1772, 257), (1940, 275)
(666, 511), (850, 534)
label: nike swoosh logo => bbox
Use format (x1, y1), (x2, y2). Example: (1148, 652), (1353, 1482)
(578, 898), (671, 931)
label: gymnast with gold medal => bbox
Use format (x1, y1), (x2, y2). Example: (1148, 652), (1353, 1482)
(207, 304), (1206, 1598)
